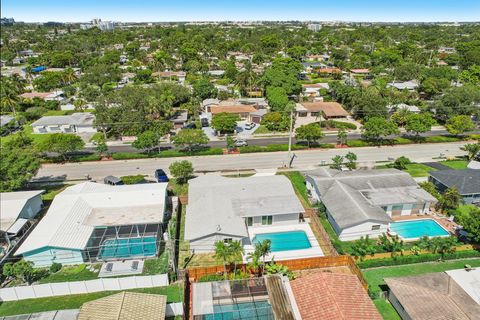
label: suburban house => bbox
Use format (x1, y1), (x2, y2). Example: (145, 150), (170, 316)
(429, 169), (480, 205)
(205, 99), (268, 123)
(387, 80), (419, 91)
(169, 110), (189, 129)
(306, 168), (438, 241)
(295, 102), (349, 128)
(385, 268), (480, 320)
(31, 112), (97, 134)
(349, 68), (370, 77)
(302, 83), (330, 100)
(152, 71), (186, 83)
(184, 175), (305, 252)
(387, 103), (421, 114)
(1, 190), (44, 255)
(290, 272), (382, 320)
(15, 182), (168, 267)
(19, 90), (66, 102)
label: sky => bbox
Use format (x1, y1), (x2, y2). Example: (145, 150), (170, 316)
(2, 0), (479, 23)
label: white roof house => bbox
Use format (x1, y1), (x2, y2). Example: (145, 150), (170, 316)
(387, 103), (421, 114)
(387, 81), (419, 91)
(31, 113), (97, 134)
(185, 175), (305, 249)
(0, 190), (44, 233)
(16, 182), (168, 256)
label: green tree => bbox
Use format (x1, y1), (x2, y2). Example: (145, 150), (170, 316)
(1, 135), (40, 192)
(455, 205), (480, 243)
(229, 240), (245, 275)
(392, 156), (411, 170)
(419, 181), (442, 200)
(13, 260), (36, 284)
(295, 123), (324, 147)
(132, 130), (161, 153)
(266, 87), (289, 111)
(361, 117), (399, 144)
(226, 136), (235, 151)
(460, 142), (480, 160)
(330, 155), (344, 170)
(337, 128), (348, 145)
(193, 78), (217, 100)
(439, 187), (461, 212)
(350, 236), (376, 261)
(404, 113), (436, 139)
(39, 133), (85, 161)
(256, 240), (271, 275)
(261, 111), (289, 132)
(169, 160), (194, 184)
(211, 113), (239, 134)
(345, 152), (357, 170)
(172, 129), (209, 152)
(214, 241), (231, 278)
(445, 115), (475, 136)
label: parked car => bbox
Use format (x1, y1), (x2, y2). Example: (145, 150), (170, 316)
(234, 139), (248, 147)
(201, 118), (209, 127)
(154, 169), (169, 182)
(182, 122), (196, 130)
(104, 176), (124, 186)
(244, 122), (256, 130)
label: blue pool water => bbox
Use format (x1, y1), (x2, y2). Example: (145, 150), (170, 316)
(253, 231), (311, 252)
(390, 219), (449, 239)
(203, 301), (274, 320)
(99, 236), (157, 259)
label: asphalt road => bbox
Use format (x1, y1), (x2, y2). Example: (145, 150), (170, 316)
(37, 142), (467, 182)
(85, 129), (480, 153)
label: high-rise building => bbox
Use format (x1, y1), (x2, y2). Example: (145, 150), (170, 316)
(1, 17), (15, 25)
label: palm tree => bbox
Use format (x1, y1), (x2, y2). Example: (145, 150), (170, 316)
(214, 241), (231, 279)
(460, 142), (480, 160)
(247, 250), (262, 276)
(0, 79), (20, 116)
(62, 68), (77, 85)
(337, 128), (347, 145)
(229, 240), (244, 275)
(74, 99), (87, 112)
(256, 240), (271, 275)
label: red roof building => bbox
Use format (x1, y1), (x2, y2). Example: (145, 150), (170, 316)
(290, 272), (382, 320)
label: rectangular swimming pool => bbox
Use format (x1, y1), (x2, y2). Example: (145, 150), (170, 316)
(99, 236), (157, 259)
(390, 219), (449, 240)
(252, 231), (311, 252)
(203, 301), (274, 320)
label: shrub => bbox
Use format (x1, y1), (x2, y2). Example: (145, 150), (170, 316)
(392, 156), (411, 170)
(198, 274), (227, 282)
(320, 120), (357, 130)
(49, 262), (62, 273)
(120, 174), (146, 184)
(346, 140), (370, 147)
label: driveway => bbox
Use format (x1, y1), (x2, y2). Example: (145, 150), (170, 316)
(236, 120), (259, 138)
(202, 127), (218, 141)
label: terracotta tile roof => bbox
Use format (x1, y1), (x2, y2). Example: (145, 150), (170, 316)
(316, 68), (341, 73)
(210, 105), (257, 114)
(350, 68), (370, 74)
(290, 272), (381, 320)
(78, 292), (167, 320)
(153, 71), (186, 77)
(19, 92), (51, 99)
(300, 102), (349, 117)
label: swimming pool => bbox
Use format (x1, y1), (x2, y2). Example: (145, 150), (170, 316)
(252, 231), (311, 252)
(390, 219), (449, 240)
(203, 301), (274, 320)
(99, 236), (157, 259)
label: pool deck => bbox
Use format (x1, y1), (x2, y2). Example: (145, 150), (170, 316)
(243, 223), (324, 262)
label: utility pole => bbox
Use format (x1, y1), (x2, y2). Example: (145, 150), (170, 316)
(287, 108), (294, 168)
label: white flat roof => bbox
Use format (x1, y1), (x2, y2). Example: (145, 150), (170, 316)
(446, 268), (480, 304)
(16, 182), (167, 255)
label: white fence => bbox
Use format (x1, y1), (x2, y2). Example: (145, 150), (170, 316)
(0, 274), (169, 302)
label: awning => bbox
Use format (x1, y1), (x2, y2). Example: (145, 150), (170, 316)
(7, 218), (29, 235)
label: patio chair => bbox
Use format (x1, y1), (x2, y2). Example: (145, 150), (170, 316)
(105, 263), (113, 272)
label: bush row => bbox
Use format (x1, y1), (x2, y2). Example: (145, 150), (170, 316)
(111, 148), (224, 160)
(357, 250), (480, 269)
(319, 120), (357, 130)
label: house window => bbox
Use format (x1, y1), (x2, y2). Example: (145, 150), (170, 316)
(223, 238), (232, 243)
(381, 206), (388, 212)
(261, 216), (273, 225)
(246, 217), (253, 227)
(310, 112), (319, 117)
(371, 225), (381, 231)
(298, 112), (307, 117)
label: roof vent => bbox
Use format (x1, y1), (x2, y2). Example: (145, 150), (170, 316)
(216, 225), (221, 231)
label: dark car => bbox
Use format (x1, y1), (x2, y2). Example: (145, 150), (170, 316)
(201, 118), (209, 127)
(154, 169), (169, 182)
(182, 122), (196, 130)
(104, 175), (124, 186)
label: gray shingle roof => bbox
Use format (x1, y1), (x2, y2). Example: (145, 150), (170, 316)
(306, 168), (437, 229)
(430, 169), (480, 195)
(31, 113), (95, 127)
(185, 175), (305, 241)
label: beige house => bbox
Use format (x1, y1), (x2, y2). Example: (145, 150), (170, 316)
(295, 102), (349, 127)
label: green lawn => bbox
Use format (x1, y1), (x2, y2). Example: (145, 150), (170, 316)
(403, 163), (436, 177)
(143, 251), (170, 275)
(40, 184), (71, 201)
(441, 160), (469, 170)
(37, 264), (99, 284)
(253, 125), (273, 135)
(0, 284), (183, 316)
(364, 259), (480, 320)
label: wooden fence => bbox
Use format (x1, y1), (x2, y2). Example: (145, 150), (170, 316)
(309, 213), (338, 256)
(187, 255), (367, 289)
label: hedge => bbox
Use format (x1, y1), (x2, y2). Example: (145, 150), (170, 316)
(357, 250), (480, 269)
(319, 120), (357, 130)
(111, 148), (223, 160)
